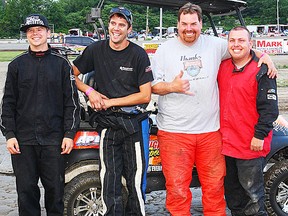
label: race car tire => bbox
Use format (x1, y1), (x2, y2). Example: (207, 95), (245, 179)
(264, 159), (288, 216)
(63, 171), (103, 216)
(63, 170), (128, 216)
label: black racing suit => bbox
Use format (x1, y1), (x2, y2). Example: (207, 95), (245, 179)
(0, 46), (80, 216)
(74, 40), (153, 216)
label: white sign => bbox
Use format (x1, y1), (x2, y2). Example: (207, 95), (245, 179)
(255, 38), (284, 54)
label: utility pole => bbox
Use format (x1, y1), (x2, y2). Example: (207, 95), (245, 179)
(276, 0), (280, 33)
(160, 8), (163, 40)
(146, 6), (149, 34)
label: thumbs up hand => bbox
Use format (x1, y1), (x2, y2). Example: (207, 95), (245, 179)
(171, 71), (194, 96)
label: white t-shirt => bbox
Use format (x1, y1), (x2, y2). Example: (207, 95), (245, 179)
(151, 35), (229, 133)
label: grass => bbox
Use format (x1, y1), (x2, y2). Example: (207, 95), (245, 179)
(278, 65), (288, 69)
(0, 50), (77, 62)
(0, 51), (23, 62)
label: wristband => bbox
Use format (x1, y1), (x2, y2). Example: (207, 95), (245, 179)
(85, 87), (94, 96)
(260, 53), (265, 58)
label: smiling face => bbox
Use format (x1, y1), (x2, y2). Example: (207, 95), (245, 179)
(108, 14), (131, 50)
(228, 28), (253, 63)
(26, 26), (50, 51)
(177, 12), (202, 46)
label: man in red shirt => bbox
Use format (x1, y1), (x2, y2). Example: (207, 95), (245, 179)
(218, 26), (279, 216)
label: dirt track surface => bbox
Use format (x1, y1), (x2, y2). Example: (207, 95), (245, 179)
(277, 70), (288, 111)
(270, 54), (288, 111)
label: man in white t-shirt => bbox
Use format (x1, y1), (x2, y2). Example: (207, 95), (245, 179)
(151, 3), (276, 215)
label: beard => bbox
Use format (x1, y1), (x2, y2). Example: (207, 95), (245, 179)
(181, 30), (198, 44)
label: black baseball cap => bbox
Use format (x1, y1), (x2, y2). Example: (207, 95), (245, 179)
(20, 14), (50, 32)
(109, 7), (133, 26)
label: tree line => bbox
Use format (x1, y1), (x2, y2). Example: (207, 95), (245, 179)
(0, 0), (287, 38)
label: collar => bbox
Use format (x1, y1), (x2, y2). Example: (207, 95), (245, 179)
(232, 50), (256, 73)
(29, 44), (51, 58)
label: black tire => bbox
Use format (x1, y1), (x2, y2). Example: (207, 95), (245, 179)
(265, 159), (288, 216)
(63, 171), (103, 216)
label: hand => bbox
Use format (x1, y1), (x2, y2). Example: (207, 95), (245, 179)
(7, 138), (20, 154)
(171, 71), (194, 95)
(102, 98), (112, 110)
(61, 138), (74, 154)
(257, 53), (278, 78)
(87, 89), (109, 111)
(250, 137), (264, 151)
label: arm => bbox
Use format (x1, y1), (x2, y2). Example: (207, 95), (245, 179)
(253, 50), (277, 78)
(1, 64), (21, 154)
(103, 82), (152, 109)
(0, 63), (18, 141)
(152, 71), (194, 96)
(62, 63), (81, 140)
(73, 65), (108, 111)
(251, 65), (279, 151)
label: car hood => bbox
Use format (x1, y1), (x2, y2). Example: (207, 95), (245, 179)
(273, 115), (288, 136)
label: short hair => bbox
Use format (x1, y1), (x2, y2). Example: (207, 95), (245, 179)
(229, 26), (251, 40)
(178, 3), (202, 22)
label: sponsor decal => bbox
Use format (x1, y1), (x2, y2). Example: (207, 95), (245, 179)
(120, 66), (133, 72)
(147, 165), (162, 172)
(267, 94), (277, 100)
(145, 65), (152, 73)
(267, 88), (276, 94)
(148, 135), (162, 172)
(73, 131), (100, 149)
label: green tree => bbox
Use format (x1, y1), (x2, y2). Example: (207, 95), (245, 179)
(0, 0), (56, 38)
(1, 0), (288, 38)
(244, 0), (288, 25)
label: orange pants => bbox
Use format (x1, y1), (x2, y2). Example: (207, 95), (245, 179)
(158, 130), (226, 216)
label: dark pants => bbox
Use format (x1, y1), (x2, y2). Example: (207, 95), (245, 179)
(224, 156), (267, 216)
(11, 145), (64, 216)
(99, 118), (149, 216)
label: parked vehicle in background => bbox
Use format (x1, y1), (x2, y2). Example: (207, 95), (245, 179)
(64, 35), (96, 46)
(50, 35), (96, 54)
(69, 28), (83, 36)
(247, 24), (288, 37)
(128, 30), (138, 39)
(167, 26), (177, 38)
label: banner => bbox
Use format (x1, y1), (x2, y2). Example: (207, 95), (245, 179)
(254, 38), (288, 54)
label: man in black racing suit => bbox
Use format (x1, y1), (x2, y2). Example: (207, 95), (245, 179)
(0, 14), (80, 216)
(73, 7), (153, 216)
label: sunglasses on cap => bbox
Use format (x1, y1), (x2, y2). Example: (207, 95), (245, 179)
(109, 7), (133, 25)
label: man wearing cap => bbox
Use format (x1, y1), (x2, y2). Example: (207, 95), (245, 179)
(73, 6), (153, 216)
(0, 14), (80, 216)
